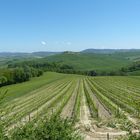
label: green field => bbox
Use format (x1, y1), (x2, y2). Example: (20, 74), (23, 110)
(1, 72), (140, 139)
(1, 51), (140, 73)
(128, 70), (140, 76)
(1, 72), (68, 103)
(46, 52), (139, 71)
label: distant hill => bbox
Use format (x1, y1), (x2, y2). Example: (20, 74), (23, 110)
(1, 49), (140, 57)
(32, 52), (61, 57)
(1, 49), (140, 71)
(81, 49), (140, 54)
(44, 49), (140, 71)
(0, 52), (61, 67)
(45, 53), (129, 71)
(0, 52), (29, 57)
(0, 52), (61, 58)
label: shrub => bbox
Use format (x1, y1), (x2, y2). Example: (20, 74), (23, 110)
(9, 115), (82, 140)
(120, 132), (140, 140)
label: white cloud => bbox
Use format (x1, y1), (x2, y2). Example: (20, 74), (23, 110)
(41, 41), (46, 46)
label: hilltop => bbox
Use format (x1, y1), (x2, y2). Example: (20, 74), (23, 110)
(1, 49), (140, 72)
(81, 48), (140, 54)
(45, 51), (140, 71)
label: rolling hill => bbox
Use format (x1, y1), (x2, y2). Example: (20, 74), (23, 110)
(0, 51), (61, 58)
(81, 48), (140, 54)
(1, 49), (140, 72)
(45, 52), (140, 71)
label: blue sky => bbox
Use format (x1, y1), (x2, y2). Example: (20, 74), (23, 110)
(0, 0), (140, 52)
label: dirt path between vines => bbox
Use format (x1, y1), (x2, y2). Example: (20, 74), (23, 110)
(79, 86), (92, 128)
(84, 80), (111, 120)
(5, 81), (67, 119)
(79, 80), (127, 140)
(6, 83), (71, 132)
(60, 80), (80, 118)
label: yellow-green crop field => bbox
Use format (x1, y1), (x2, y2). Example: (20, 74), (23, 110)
(1, 72), (140, 139)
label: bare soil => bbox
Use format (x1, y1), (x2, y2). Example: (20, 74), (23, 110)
(84, 80), (111, 120)
(78, 81), (127, 140)
(61, 80), (80, 118)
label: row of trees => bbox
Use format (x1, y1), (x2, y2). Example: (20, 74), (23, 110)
(6, 58), (140, 79)
(8, 60), (95, 76)
(87, 62), (140, 76)
(0, 66), (43, 87)
(8, 60), (76, 74)
(120, 61), (140, 73)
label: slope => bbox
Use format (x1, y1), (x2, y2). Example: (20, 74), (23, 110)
(45, 53), (132, 71)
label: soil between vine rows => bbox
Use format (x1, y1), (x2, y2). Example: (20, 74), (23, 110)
(3, 73), (140, 139)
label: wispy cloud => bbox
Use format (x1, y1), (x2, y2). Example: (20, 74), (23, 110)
(41, 41), (47, 46)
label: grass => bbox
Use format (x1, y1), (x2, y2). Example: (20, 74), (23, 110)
(46, 53), (132, 71)
(0, 72), (67, 104)
(127, 70), (140, 76)
(1, 51), (140, 72)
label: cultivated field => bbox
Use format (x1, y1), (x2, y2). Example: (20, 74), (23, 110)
(1, 72), (140, 140)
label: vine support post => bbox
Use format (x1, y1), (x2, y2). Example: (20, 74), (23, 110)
(107, 133), (109, 140)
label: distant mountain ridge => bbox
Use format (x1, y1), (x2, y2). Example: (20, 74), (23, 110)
(0, 51), (61, 57)
(0, 49), (140, 57)
(81, 49), (140, 54)
(1, 49), (140, 73)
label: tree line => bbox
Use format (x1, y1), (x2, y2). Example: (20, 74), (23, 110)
(7, 59), (140, 77)
(1, 59), (140, 87)
(0, 66), (43, 87)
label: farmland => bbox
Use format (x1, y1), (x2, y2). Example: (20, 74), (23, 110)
(45, 53), (132, 71)
(45, 50), (140, 71)
(0, 72), (140, 139)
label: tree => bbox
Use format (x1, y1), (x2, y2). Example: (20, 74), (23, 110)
(13, 68), (31, 83)
(0, 76), (7, 86)
(88, 70), (97, 76)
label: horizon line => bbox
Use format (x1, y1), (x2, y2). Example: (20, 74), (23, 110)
(0, 48), (140, 53)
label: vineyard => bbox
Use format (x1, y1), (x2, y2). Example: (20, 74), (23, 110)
(1, 72), (140, 140)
